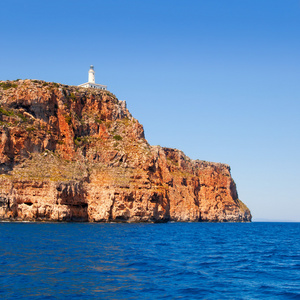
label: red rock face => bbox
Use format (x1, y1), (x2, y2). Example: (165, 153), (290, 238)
(0, 80), (251, 222)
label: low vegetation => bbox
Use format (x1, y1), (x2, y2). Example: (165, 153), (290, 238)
(26, 126), (35, 132)
(0, 82), (18, 90)
(113, 134), (123, 141)
(0, 106), (14, 116)
(69, 92), (76, 101)
(11, 152), (89, 182)
(65, 115), (72, 125)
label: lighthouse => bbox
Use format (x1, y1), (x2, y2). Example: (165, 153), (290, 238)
(78, 65), (107, 90)
(88, 65), (95, 83)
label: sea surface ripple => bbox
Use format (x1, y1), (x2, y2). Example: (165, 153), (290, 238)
(0, 222), (299, 299)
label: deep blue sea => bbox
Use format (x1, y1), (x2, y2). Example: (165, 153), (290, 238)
(0, 222), (299, 300)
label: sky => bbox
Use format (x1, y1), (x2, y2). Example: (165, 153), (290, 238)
(1, 0), (299, 221)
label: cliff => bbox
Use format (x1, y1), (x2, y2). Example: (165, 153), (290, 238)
(0, 79), (251, 222)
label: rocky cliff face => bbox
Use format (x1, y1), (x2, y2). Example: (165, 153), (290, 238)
(0, 80), (251, 222)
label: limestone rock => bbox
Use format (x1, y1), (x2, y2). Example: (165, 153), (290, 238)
(0, 79), (251, 222)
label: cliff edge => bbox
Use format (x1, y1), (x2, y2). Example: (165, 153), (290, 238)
(0, 80), (251, 222)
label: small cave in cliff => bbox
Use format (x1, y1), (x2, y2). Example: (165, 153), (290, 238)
(115, 216), (129, 221)
(125, 194), (135, 202)
(150, 193), (160, 203)
(71, 203), (88, 208)
(10, 103), (38, 119)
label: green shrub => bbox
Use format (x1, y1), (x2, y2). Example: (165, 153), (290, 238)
(113, 135), (122, 141)
(69, 92), (76, 101)
(0, 82), (18, 90)
(0, 106), (14, 116)
(26, 126), (35, 132)
(65, 115), (72, 125)
(17, 113), (28, 122)
(74, 137), (82, 145)
(52, 82), (59, 88)
(74, 136), (89, 147)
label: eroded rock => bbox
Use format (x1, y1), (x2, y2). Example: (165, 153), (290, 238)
(0, 80), (251, 222)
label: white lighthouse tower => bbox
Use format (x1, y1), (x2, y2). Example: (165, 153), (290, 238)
(88, 65), (95, 83)
(78, 65), (107, 90)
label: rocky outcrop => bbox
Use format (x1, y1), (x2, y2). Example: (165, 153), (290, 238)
(0, 80), (251, 222)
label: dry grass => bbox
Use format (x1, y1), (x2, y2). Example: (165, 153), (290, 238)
(11, 152), (89, 182)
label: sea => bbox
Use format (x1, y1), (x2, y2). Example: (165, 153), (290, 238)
(0, 222), (299, 300)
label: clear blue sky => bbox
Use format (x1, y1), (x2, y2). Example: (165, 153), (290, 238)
(1, 0), (299, 221)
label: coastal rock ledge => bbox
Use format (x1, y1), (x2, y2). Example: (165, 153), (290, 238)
(0, 80), (251, 222)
